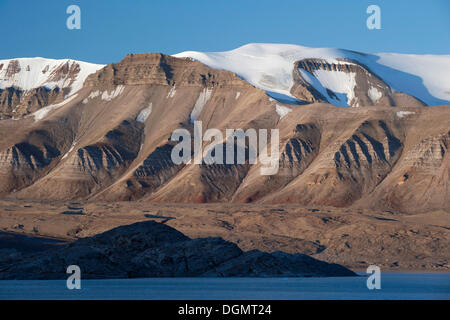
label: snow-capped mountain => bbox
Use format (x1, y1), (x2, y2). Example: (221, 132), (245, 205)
(2, 43), (449, 120)
(0, 58), (104, 119)
(0, 50), (448, 213)
(174, 43), (450, 107)
(0, 57), (104, 93)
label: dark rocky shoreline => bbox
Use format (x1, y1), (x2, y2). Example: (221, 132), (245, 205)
(0, 221), (356, 279)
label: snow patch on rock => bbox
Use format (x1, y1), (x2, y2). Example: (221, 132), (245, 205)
(396, 111), (415, 118)
(82, 90), (102, 104)
(275, 104), (292, 119)
(167, 86), (176, 98)
(62, 142), (77, 160)
(368, 86), (382, 102)
(136, 103), (153, 123)
(190, 87), (213, 122)
(101, 85), (125, 101)
(300, 69), (356, 107)
(32, 94), (78, 121)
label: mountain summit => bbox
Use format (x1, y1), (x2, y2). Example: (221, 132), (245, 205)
(175, 43), (450, 107)
(0, 57), (104, 119)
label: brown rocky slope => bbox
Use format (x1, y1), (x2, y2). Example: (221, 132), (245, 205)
(0, 53), (447, 214)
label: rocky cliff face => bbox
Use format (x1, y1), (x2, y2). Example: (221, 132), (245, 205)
(0, 53), (448, 213)
(358, 131), (449, 212)
(84, 53), (249, 88)
(232, 123), (322, 203)
(0, 125), (68, 194)
(0, 86), (65, 119)
(267, 119), (404, 206)
(291, 58), (426, 107)
(0, 220), (356, 279)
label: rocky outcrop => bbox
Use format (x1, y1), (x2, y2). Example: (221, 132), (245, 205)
(359, 131), (449, 212)
(0, 58), (104, 119)
(0, 86), (64, 119)
(0, 127), (68, 195)
(10, 120), (144, 200)
(0, 221), (356, 279)
(263, 118), (405, 206)
(233, 123), (321, 203)
(99, 143), (185, 201)
(291, 58), (426, 107)
(84, 53), (251, 89)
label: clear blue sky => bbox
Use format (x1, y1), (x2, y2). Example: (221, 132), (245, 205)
(1, 0), (449, 64)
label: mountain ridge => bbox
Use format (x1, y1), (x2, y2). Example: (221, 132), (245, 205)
(174, 43), (450, 107)
(0, 46), (448, 212)
(0, 57), (104, 119)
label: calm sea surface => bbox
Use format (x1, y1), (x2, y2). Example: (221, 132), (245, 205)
(0, 273), (449, 300)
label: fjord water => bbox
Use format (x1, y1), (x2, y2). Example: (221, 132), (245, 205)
(1, 273), (449, 300)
